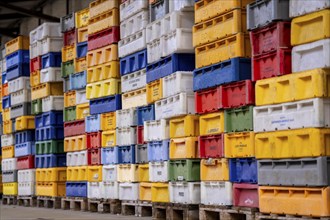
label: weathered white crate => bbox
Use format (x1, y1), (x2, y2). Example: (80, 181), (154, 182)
(169, 182), (201, 204)
(146, 19), (162, 43)
(122, 88), (147, 109)
(30, 22), (62, 44)
(39, 37), (63, 56)
(119, 182), (139, 201)
(155, 92), (195, 120)
(18, 182), (35, 196)
(116, 127), (137, 146)
(162, 71), (193, 98)
(40, 67), (62, 83)
(1, 48), (5, 59)
(1, 59), (5, 73)
(42, 96), (64, 112)
(254, 98), (330, 132)
(63, 77), (70, 92)
(289, 0), (330, 17)
(11, 89), (31, 106)
(116, 108), (137, 128)
(147, 39), (162, 64)
(292, 39), (330, 73)
(18, 169), (36, 182)
(2, 170), (18, 183)
(120, 9), (149, 39)
(149, 161), (168, 182)
(144, 119), (169, 141)
(169, 0), (194, 12)
(102, 165), (118, 182)
(120, 0), (148, 22)
(66, 150), (88, 166)
(121, 69), (147, 93)
(1, 134), (15, 147)
(101, 181), (119, 199)
(88, 182), (102, 199)
(118, 29), (146, 58)
(29, 42), (40, 59)
(75, 89), (88, 105)
(8, 77), (30, 94)
(201, 181), (233, 206)
(161, 28), (193, 57)
(1, 158), (17, 171)
(161, 9), (194, 36)
(117, 164), (139, 182)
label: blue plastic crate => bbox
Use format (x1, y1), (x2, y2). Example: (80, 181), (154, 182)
(101, 147), (119, 165)
(0, 113), (2, 124)
(35, 153), (66, 168)
(148, 140), (169, 162)
(137, 104), (155, 126)
(193, 58), (252, 91)
(120, 49), (147, 76)
(35, 126), (64, 141)
(66, 182), (88, 197)
(6, 63), (30, 81)
(35, 111), (63, 129)
(15, 130), (35, 144)
(85, 114), (101, 133)
(118, 145), (136, 164)
(69, 71), (86, 90)
(6, 50), (29, 69)
(2, 72), (7, 84)
(14, 141), (36, 157)
(90, 95), (121, 115)
(41, 52), (61, 69)
(76, 41), (88, 58)
(229, 158), (258, 184)
(2, 95), (11, 109)
(146, 53), (195, 83)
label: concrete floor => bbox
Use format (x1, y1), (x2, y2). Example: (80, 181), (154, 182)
(0, 204), (152, 220)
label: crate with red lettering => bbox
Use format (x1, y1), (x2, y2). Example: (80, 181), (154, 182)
(87, 131), (102, 149)
(195, 86), (221, 114)
(88, 148), (101, 165)
(137, 126), (145, 144)
(30, 56), (41, 72)
(64, 29), (75, 46)
(64, 120), (85, 137)
(17, 155), (35, 169)
(199, 134), (224, 158)
(88, 27), (120, 51)
(233, 183), (259, 208)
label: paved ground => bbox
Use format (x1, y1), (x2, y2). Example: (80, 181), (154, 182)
(0, 204), (152, 220)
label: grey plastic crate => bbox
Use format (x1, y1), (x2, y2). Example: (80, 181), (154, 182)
(150, 0), (169, 22)
(61, 12), (75, 33)
(12, 119), (16, 133)
(247, 0), (290, 30)
(10, 102), (32, 119)
(135, 144), (148, 164)
(289, 0), (330, 18)
(258, 157), (330, 186)
(2, 170), (18, 183)
(63, 77), (70, 92)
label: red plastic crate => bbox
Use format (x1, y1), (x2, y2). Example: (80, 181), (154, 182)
(64, 29), (76, 46)
(86, 132), (102, 149)
(250, 21), (291, 56)
(195, 86), (221, 114)
(199, 134), (224, 158)
(88, 148), (102, 165)
(233, 183), (259, 208)
(17, 155), (35, 170)
(252, 48), (292, 81)
(137, 126), (145, 144)
(64, 120), (85, 137)
(220, 80), (255, 108)
(30, 56), (41, 73)
(88, 26), (120, 51)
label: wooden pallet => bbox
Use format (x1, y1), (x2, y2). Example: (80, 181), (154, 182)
(61, 197), (88, 211)
(152, 202), (170, 220)
(17, 196), (37, 207)
(256, 212), (330, 220)
(199, 205), (258, 220)
(87, 198), (121, 214)
(136, 201), (153, 217)
(167, 203), (199, 220)
(37, 196), (61, 209)
(121, 200), (139, 216)
(2, 195), (17, 205)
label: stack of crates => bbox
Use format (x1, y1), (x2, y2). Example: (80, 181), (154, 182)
(29, 23), (66, 198)
(248, 0), (330, 218)
(0, 48), (4, 196)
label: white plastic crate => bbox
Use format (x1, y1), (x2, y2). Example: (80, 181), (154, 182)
(116, 108), (137, 128)
(292, 39), (330, 73)
(29, 22), (62, 44)
(289, 0), (330, 17)
(147, 39), (162, 64)
(149, 161), (168, 182)
(120, 9), (149, 39)
(88, 182), (102, 199)
(118, 29), (146, 58)
(116, 127), (137, 146)
(101, 181), (119, 199)
(8, 77), (30, 94)
(117, 164), (139, 182)
(63, 77), (70, 92)
(120, 0), (148, 22)
(66, 150), (88, 166)
(146, 19), (162, 43)
(11, 89), (31, 106)
(254, 98), (330, 132)
(3, 171), (18, 183)
(155, 92), (195, 120)
(1, 158), (17, 171)
(119, 182), (139, 201)
(144, 119), (169, 141)
(161, 28), (193, 57)
(169, 182), (201, 204)
(39, 37), (63, 56)
(18, 169), (36, 182)
(121, 69), (147, 93)
(75, 89), (88, 105)
(18, 182), (35, 196)
(40, 67), (62, 83)
(102, 165), (118, 182)
(201, 181), (233, 205)
(2, 59), (6, 72)
(161, 10), (194, 37)
(42, 96), (64, 112)
(1, 134), (15, 147)
(29, 42), (40, 59)
(122, 88), (147, 109)
(162, 71), (193, 98)
(169, 0), (194, 13)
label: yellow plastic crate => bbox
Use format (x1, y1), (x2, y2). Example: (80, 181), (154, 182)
(88, 165), (103, 182)
(100, 112), (116, 131)
(36, 181), (66, 197)
(36, 168), (67, 182)
(88, 9), (119, 34)
(77, 26), (88, 43)
(87, 61), (120, 83)
(200, 158), (229, 181)
(89, 0), (119, 18)
(224, 132), (255, 158)
(255, 128), (330, 159)
(169, 115), (199, 138)
(139, 182), (152, 201)
(3, 182), (18, 195)
(5, 36), (29, 55)
(102, 130), (116, 147)
(86, 78), (121, 99)
(122, 87), (147, 109)
(199, 112), (225, 136)
(146, 79), (163, 104)
(151, 183), (169, 203)
(67, 166), (88, 181)
(74, 57), (87, 73)
(193, 9), (247, 47)
(62, 45), (76, 62)
(291, 9), (330, 46)
(87, 44), (119, 67)
(195, 33), (251, 68)
(259, 186), (330, 217)
(2, 146), (14, 159)
(3, 120), (12, 134)
(138, 164), (149, 182)
(118, 164), (139, 182)
(15, 116), (35, 131)
(64, 91), (76, 107)
(76, 103), (90, 120)
(3, 108), (10, 121)
(64, 134), (87, 152)
(2, 83), (8, 97)
(30, 71), (40, 87)
(31, 82), (63, 100)
(75, 8), (90, 28)
(169, 137), (199, 159)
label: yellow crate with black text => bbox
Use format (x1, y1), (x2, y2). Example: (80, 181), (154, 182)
(67, 166), (88, 181)
(199, 112), (225, 136)
(87, 166), (102, 182)
(224, 132), (255, 158)
(64, 90), (76, 107)
(87, 61), (120, 83)
(64, 134), (87, 152)
(3, 182), (18, 195)
(200, 158), (229, 181)
(3, 108), (10, 121)
(62, 44), (76, 62)
(76, 103), (90, 120)
(5, 36), (29, 55)
(86, 78), (121, 99)
(101, 130), (116, 147)
(36, 182), (66, 197)
(169, 137), (199, 159)
(74, 57), (87, 73)
(170, 115), (199, 138)
(3, 120), (13, 134)
(151, 183), (169, 203)
(75, 8), (90, 28)
(30, 71), (40, 87)
(31, 82), (63, 100)
(36, 168), (67, 182)
(100, 112), (116, 131)
(146, 79), (163, 104)
(140, 182), (152, 201)
(2, 146), (14, 159)
(122, 87), (147, 109)
(15, 116), (35, 131)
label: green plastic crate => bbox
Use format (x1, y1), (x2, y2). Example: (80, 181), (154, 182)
(36, 140), (64, 154)
(168, 159), (200, 181)
(31, 99), (42, 115)
(224, 106), (253, 132)
(61, 60), (74, 78)
(64, 106), (76, 122)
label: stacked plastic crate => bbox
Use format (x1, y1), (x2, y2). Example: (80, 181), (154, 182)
(0, 48), (4, 197)
(249, 0), (330, 218)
